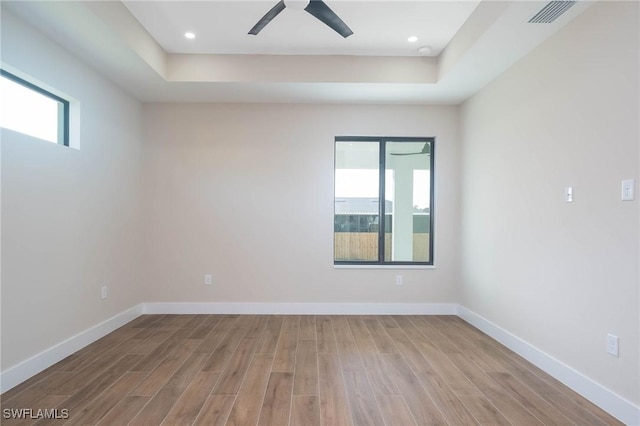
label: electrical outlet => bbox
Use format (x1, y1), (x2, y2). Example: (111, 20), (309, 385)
(606, 334), (619, 357)
(622, 179), (634, 201)
(204, 274), (212, 285)
(101, 286), (108, 300)
(395, 275), (403, 286)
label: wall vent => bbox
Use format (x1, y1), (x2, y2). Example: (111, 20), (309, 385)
(528, 1), (576, 23)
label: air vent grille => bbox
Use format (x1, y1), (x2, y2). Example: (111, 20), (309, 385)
(528, 1), (576, 23)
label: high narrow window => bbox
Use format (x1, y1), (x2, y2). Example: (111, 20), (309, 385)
(0, 69), (69, 146)
(334, 137), (434, 265)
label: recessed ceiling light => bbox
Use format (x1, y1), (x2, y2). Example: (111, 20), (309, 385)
(407, 36), (418, 43)
(185, 32), (196, 39)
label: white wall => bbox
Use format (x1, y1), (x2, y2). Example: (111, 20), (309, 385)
(460, 1), (639, 405)
(1, 10), (145, 370)
(142, 104), (461, 304)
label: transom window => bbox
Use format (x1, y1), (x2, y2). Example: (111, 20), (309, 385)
(334, 137), (434, 265)
(0, 69), (69, 146)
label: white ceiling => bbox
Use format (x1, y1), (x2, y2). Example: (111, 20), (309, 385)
(3, 0), (594, 104)
(122, 1), (481, 57)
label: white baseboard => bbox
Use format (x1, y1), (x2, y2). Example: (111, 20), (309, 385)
(143, 302), (457, 315)
(456, 305), (640, 426)
(3, 301), (637, 425)
(0, 304), (144, 394)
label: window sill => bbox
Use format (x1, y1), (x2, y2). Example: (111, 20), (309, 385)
(334, 264), (436, 270)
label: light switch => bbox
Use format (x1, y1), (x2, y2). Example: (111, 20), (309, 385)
(564, 186), (573, 203)
(607, 334), (619, 357)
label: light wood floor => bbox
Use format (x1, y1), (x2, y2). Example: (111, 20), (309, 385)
(1, 315), (621, 425)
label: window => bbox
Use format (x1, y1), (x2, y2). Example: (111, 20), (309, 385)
(0, 69), (69, 146)
(334, 137), (434, 265)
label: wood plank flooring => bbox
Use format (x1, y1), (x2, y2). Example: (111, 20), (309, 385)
(0, 315), (622, 425)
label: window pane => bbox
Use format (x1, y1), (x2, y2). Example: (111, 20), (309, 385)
(0, 72), (63, 144)
(384, 141), (431, 262)
(334, 141), (379, 262)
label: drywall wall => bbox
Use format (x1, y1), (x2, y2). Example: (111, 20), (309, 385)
(460, 1), (639, 405)
(1, 10), (145, 370)
(142, 104), (461, 304)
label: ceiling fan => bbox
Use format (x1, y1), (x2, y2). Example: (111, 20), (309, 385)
(248, 0), (353, 38)
(390, 143), (431, 156)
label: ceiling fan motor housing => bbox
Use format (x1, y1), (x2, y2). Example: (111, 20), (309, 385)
(284, 0), (309, 11)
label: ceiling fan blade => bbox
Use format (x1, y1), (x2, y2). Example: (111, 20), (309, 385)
(304, 0), (353, 38)
(249, 0), (287, 35)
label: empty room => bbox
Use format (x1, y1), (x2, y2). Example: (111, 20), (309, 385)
(1, 0), (638, 424)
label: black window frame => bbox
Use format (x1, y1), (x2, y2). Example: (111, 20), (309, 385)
(334, 136), (435, 266)
(0, 69), (70, 146)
